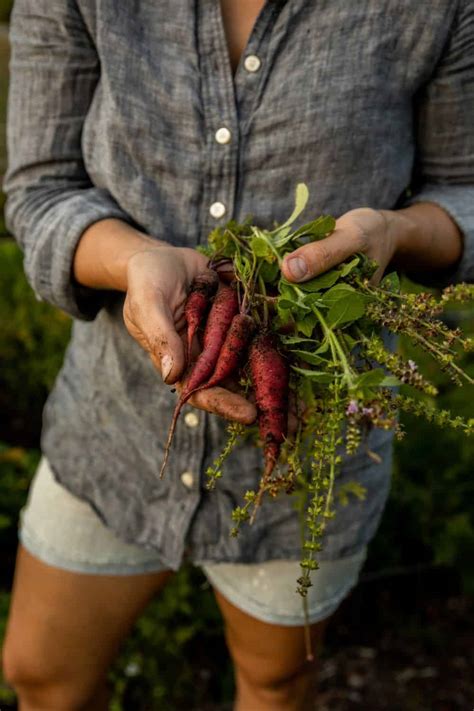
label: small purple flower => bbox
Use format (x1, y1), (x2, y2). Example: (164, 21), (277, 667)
(346, 400), (359, 415)
(408, 359), (418, 372)
(362, 407), (374, 417)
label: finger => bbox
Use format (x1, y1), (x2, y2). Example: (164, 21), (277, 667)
(176, 314), (187, 334)
(281, 224), (367, 283)
(136, 288), (187, 384)
(187, 386), (257, 425)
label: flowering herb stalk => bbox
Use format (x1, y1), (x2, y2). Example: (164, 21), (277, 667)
(190, 183), (474, 654)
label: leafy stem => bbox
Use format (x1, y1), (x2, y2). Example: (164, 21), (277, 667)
(324, 382), (340, 520)
(252, 226), (283, 266)
(258, 272), (269, 327)
(312, 303), (356, 389)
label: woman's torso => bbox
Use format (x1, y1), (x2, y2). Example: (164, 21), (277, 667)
(41, 0), (455, 568)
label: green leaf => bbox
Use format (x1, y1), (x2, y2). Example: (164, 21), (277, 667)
(298, 269), (342, 292)
(275, 183), (309, 231)
(339, 256), (361, 277)
(250, 235), (273, 258)
(271, 225), (292, 241)
(380, 271), (400, 293)
(342, 333), (358, 352)
(279, 280), (298, 296)
(314, 339), (330, 354)
(280, 335), (316, 345)
(304, 293), (327, 308)
(276, 305), (293, 325)
(259, 261), (279, 283)
(278, 297), (299, 310)
(380, 375), (401, 387)
(354, 368), (386, 388)
(291, 216), (336, 241)
(291, 366), (334, 383)
(290, 350), (327, 366)
(326, 292), (367, 327)
(296, 313), (318, 337)
(273, 224), (302, 248)
(207, 226), (237, 256)
(225, 217), (253, 236)
(320, 283), (356, 307)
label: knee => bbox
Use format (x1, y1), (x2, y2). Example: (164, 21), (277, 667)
(2, 642), (99, 710)
(236, 656), (315, 707)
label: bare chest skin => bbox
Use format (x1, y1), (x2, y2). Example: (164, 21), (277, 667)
(219, 0), (266, 73)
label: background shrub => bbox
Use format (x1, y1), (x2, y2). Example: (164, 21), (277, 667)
(0, 240), (71, 446)
(0, 1), (12, 23)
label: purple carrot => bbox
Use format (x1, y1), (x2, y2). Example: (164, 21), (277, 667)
(193, 313), (255, 393)
(160, 285), (239, 478)
(184, 271), (219, 357)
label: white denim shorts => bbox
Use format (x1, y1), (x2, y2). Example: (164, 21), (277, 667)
(19, 457), (367, 626)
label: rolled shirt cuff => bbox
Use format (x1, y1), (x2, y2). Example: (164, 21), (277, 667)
(19, 188), (133, 321)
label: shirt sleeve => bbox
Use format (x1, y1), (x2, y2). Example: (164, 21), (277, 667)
(404, 0), (474, 285)
(3, 0), (133, 320)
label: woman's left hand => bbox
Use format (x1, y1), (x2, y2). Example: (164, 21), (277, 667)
(281, 207), (395, 285)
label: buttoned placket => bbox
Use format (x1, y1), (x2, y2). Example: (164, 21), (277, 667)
(197, 2), (238, 241)
(158, 4), (242, 568)
(163, 0), (290, 567)
(196, 2), (284, 241)
(157, 399), (208, 564)
(157, 3), (267, 567)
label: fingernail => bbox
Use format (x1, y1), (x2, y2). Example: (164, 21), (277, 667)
(286, 256), (308, 281)
(161, 354), (173, 382)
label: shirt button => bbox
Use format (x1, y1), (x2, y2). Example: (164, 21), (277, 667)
(184, 411), (199, 428)
(215, 127), (232, 145)
(180, 471), (194, 489)
(244, 55), (261, 73)
(210, 201), (226, 219)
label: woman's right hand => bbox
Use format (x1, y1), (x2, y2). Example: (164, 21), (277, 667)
(74, 219), (256, 424)
(123, 245), (207, 383)
(123, 244), (256, 425)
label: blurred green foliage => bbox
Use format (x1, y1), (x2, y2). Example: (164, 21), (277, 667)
(0, 240), (71, 444)
(109, 566), (234, 710)
(371, 324), (474, 594)
(0, 1), (12, 23)
(0, 444), (39, 538)
(0, 240), (473, 707)
(0, 593), (15, 705)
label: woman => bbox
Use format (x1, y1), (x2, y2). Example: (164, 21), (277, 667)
(2, 0), (473, 708)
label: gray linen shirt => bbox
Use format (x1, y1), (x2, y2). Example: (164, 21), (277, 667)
(5, 0), (474, 570)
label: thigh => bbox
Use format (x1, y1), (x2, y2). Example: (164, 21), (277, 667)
(3, 545), (172, 692)
(205, 555), (366, 708)
(213, 587), (327, 673)
(213, 588), (328, 711)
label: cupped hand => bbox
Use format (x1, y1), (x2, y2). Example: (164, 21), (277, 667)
(123, 245), (256, 425)
(282, 207), (396, 285)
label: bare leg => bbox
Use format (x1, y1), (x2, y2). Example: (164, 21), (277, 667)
(2, 545), (173, 710)
(213, 588), (329, 711)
